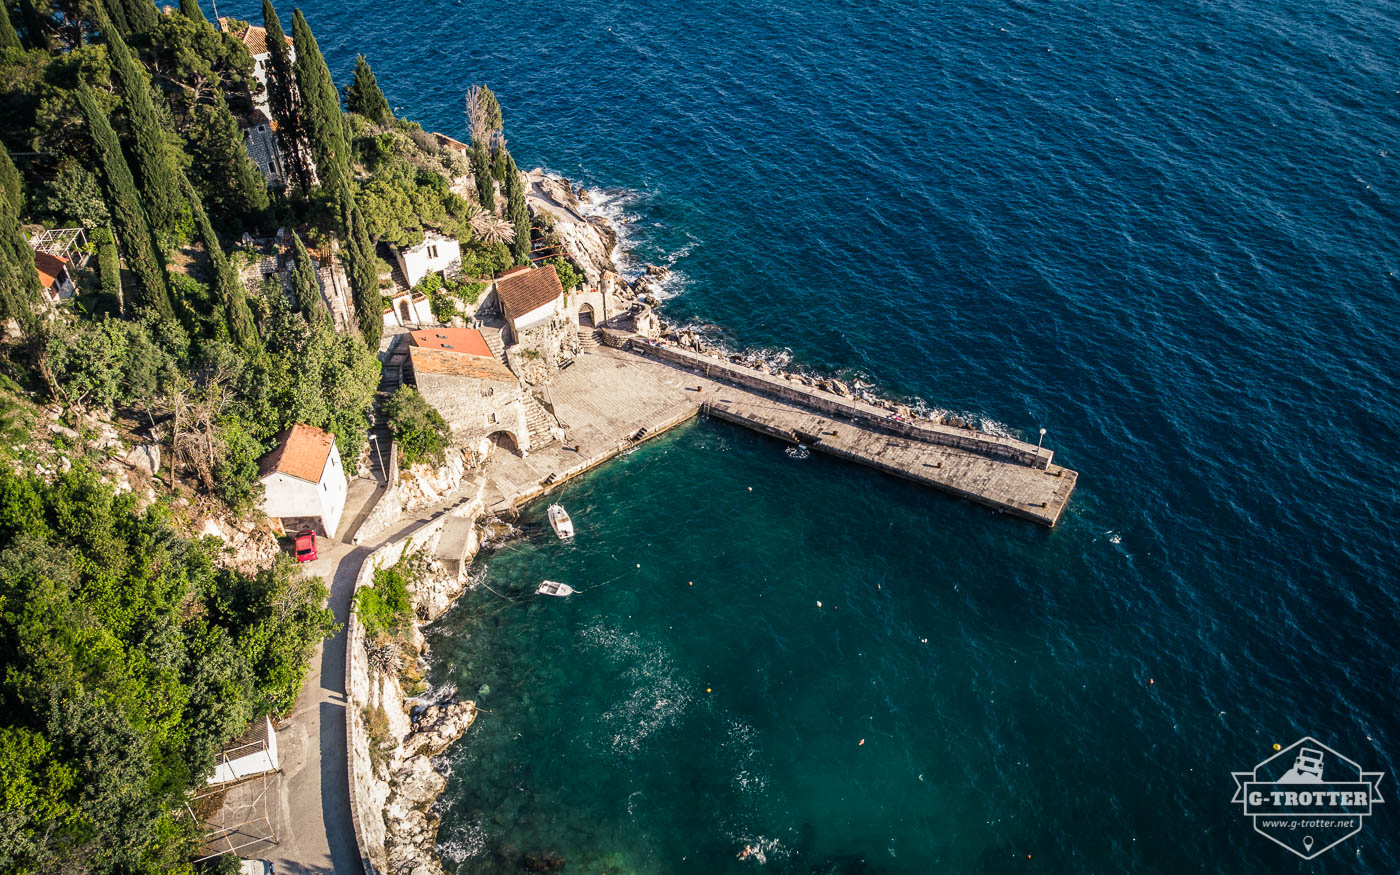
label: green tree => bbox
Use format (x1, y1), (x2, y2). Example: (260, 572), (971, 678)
(17, 0), (48, 51)
(120, 0), (157, 34)
(384, 385), (449, 468)
(36, 162), (112, 229)
(188, 180), (258, 351)
(187, 92), (270, 229)
(344, 54), (390, 125)
(178, 0), (207, 24)
(76, 86), (172, 317)
(289, 231), (328, 327)
(101, 0), (132, 37)
(504, 154), (530, 264)
(471, 143), (493, 210)
(0, 145), (43, 337)
(343, 199), (381, 348)
(0, 2), (21, 51)
(290, 9), (351, 214)
(101, 12), (190, 241)
(261, 2), (310, 193)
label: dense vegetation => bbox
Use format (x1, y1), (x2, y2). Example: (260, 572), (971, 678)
(0, 2), (554, 871)
(385, 384), (450, 468)
(0, 467), (337, 874)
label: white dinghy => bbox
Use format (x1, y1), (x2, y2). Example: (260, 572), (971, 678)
(548, 503), (575, 539)
(536, 580), (575, 597)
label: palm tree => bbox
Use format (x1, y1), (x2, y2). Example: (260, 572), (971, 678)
(470, 210), (515, 245)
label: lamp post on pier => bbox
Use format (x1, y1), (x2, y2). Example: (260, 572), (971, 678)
(1036, 427), (1046, 468)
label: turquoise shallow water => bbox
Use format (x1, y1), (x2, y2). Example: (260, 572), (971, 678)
(221, 0), (1400, 868)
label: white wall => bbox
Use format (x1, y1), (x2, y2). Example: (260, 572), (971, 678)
(396, 236), (462, 289)
(382, 294), (436, 328)
(260, 441), (348, 537)
(511, 296), (564, 333)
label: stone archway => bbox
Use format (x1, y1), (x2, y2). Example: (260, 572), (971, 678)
(487, 430), (520, 455)
(578, 302), (595, 327)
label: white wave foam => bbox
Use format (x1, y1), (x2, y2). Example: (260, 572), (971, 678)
(438, 815), (489, 863)
(580, 622), (694, 755)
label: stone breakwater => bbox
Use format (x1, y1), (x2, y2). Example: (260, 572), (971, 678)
(347, 495), (488, 875)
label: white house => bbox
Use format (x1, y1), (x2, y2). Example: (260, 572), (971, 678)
(258, 423), (348, 537)
(494, 264), (566, 337)
(394, 232), (461, 290)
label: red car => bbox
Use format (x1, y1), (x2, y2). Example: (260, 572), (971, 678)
(293, 529), (318, 562)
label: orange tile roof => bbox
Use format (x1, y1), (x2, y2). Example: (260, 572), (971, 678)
(432, 132), (470, 154)
(218, 18), (292, 55)
(409, 346), (516, 383)
(409, 327), (494, 358)
(259, 424), (336, 483)
(495, 264), (563, 326)
(33, 251), (68, 290)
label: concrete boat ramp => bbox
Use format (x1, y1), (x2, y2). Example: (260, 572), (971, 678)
(480, 339), (1078, 526)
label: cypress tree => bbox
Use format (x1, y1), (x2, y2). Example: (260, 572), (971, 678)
(93, 226), (124, 309)
(344, 201), (380, 347)
(189, 92), (270, 227)
(101, 0), (132, 38)
(471, 144), (493, 211)
(0, 2), (21, 50)
(504, 155), (530, 265)
(178, 0), (207, 24)
(121, 0), (157, 34)
(18, 0), (49, 51)
(262, 2), (311, 194)
(0, 143), (43, 335)
(102, 13), (189, 240)
(290, 9), (352, 214)
(344, 54), (391, 126)
(289, 231), (328, 327)
(188, 179), (257, 350)
(77, 86), (172, 317)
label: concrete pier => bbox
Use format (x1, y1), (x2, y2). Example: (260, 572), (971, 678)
(479, 342), (1078, 526)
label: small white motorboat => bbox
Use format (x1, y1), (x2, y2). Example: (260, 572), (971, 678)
(537, 580), (575, 597)
(548, 503), (575, 539)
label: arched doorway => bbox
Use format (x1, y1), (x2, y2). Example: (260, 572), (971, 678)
(399, 300), (411, 321)
(487, 430), (520, 455)
(578, 302), (595, 327)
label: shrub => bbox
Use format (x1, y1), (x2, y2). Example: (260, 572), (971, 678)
(356, 553), (418, 641)
(385, 386), (450, 468)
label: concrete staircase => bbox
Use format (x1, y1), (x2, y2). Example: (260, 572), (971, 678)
(480, 326), (507, 362)
(524, 393), (558, 449)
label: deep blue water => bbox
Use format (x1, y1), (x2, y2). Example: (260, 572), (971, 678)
(227, 0), (1400, 869)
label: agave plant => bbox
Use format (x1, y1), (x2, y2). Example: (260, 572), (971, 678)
(471, 210), (515, 244)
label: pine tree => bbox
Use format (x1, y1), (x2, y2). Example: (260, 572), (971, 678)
(188, 92), (270, 227)
(0, 2), (22, 50)
(262, 1), (311, 194)
(188, 179), (257, 350)
(0, 143), (43, 335)
(344, 54), (391, 126)
(290, 231), (328, 327)
(77, 86), (172, 317)
(178, 0), (207, 24)
(344, 201), (380, 348)
(102, 13), (189, 240)
(504, 155), (531, 265)
(121, 0), (157, 34)
(18, 0), (49, 51)
(291, 9), (352, 214)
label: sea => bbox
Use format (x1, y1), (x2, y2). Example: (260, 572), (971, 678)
(225, 0), (1400, 870)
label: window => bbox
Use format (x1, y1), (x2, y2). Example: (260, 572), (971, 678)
(427, 245), (439, 259)
(486, 411), (498, 425)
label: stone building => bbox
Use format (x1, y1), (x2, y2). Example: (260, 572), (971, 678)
(493, 264), (566, 342)
(34, 251), (75, 304)
(258, 423), (348, 537)
(243, 119), (286, 187)
(406, 328), (530, 456)
(218, 18), (295, 117)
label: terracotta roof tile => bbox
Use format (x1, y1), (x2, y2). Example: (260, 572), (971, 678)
(218, 18), (292, 56)
(33, 251), (68, 290)
(258, 424), (336, 483)
(495, 265), (563, 326)
(409, 327), (494, 358)
(409, 346), (517, 382)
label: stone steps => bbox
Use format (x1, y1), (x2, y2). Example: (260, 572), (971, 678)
(524, 394), (557, 449)
(577, 327), (603, 351)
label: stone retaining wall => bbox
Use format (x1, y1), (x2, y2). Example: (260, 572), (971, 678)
(353, 442), (401, 545)
(628, 339), (1052, 468)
